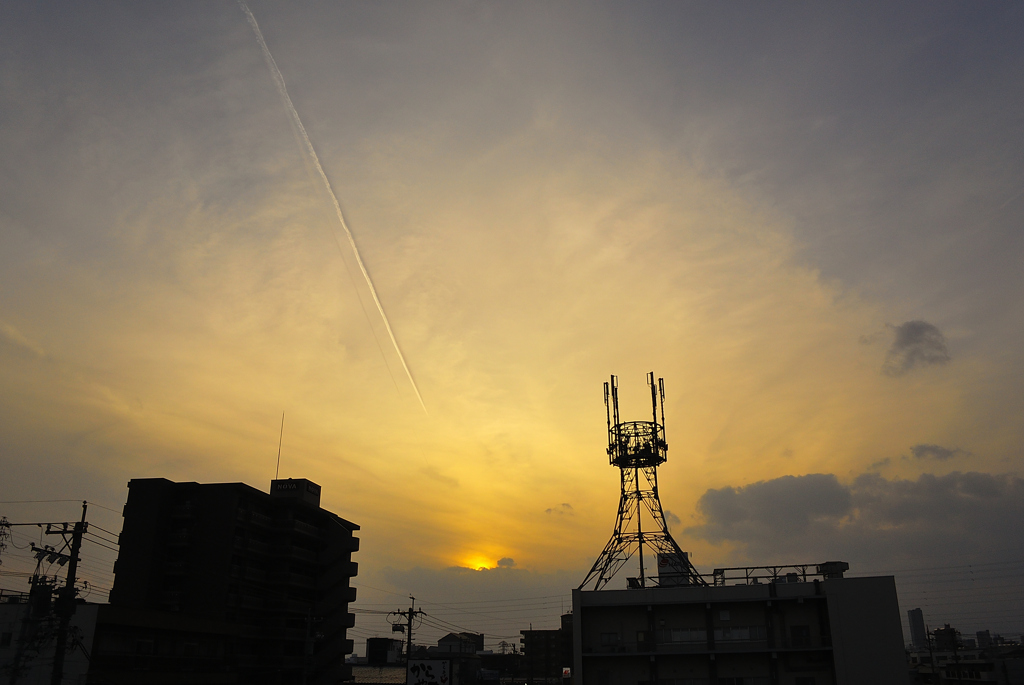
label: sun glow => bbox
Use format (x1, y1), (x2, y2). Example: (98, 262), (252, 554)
(462, 555), (497, 571)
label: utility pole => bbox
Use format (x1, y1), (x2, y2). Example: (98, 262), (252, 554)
(952, 629), (964, 685)
(389, 597), (423, 665)
(926, 625), (936, 684)
(50, 502), (87, 685)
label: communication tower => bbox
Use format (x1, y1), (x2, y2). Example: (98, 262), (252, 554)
(579, 373), (707, 590)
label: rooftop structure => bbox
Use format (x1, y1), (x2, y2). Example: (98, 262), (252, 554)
(579, 373), (704, 591)
(573, 570), (906, 685)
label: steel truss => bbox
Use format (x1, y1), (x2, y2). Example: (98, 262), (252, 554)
(579, 373), (706, 591)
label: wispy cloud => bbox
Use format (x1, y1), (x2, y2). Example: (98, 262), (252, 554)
(419, 465), (459, 488)
(910, 443), (967, 461)
(0, 321), (46, 359)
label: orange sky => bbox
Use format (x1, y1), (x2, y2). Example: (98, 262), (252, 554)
(2, 1), (1023, 644)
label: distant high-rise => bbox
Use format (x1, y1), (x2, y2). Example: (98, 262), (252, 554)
(908, 607), (927, 648)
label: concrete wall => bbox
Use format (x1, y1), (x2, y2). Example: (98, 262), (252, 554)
(824, 576), (905, 685)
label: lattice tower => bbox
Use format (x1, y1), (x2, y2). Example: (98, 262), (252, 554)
(579, 373), (707, 590)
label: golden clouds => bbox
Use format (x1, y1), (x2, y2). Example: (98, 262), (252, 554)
(0, 117), (986, 577)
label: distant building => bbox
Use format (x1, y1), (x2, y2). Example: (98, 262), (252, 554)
(0, 584), (97, 685)
(906, 629), (1024, 684)
(934, 624), (959, 652)
(520, 627), (562, 681)
(572, 564), (907, 685)
(520, 615), (573, 682)
(909, 607), (927, 648)
(425, 633), (485, 684)
(90, 477), (359, 684)
(367, 637), (404, 665)
(437, 632), (485, 654)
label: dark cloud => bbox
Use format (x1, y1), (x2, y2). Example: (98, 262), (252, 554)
(663, 509), (682, 530)
(882, 321), (951, 377)
(496, 557), (516, 568)
(544, 503), (574, 515)
(910, 443), (967, 461)
(687, 471), (1024, 633)
(687, 471), (1024, 564)
(691, 474), (852, 546)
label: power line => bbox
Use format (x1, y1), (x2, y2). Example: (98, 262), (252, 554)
(0, 499), (122, 515)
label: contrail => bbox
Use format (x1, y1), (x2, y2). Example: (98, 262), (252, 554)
(238, 2), (427, 413)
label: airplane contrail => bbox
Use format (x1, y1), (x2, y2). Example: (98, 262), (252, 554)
(238, 2), (427, 413)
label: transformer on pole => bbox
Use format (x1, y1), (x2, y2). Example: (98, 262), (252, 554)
(579, 373), (707, 590)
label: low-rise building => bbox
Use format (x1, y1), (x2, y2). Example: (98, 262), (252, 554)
(437, 632), (484, 655)
(367, 637), (404, 665)
(572, 563), (906, 685)
(0, 586), (97, 685)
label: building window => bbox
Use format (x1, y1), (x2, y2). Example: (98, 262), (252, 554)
(719, 610), (730, 621)
(660, 628), (707, 643)
(0, 632), (12, 648)
(599, 632), (619, 649)
(790, 625), (811, 647)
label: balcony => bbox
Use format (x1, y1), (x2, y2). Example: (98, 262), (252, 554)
(291, 520), (322, 538)
(268, 571), (315, 589)
(171, 504), (194, 519)
(276, 545), (318, 563)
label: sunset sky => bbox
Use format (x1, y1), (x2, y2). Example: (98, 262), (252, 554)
(2, 2), (1023, 647)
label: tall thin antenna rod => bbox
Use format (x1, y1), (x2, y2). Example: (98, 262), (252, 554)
(604, 382), (612, 436)
(658, 378), (666, 431)
(275, 411), (285, 479)
(648, 371), (658, 426)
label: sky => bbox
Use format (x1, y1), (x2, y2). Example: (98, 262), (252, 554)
(1, 1), (1023, 649)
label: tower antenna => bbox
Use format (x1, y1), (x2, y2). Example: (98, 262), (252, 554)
(275, 411), (285, 480)
(579, 373), (707, 590)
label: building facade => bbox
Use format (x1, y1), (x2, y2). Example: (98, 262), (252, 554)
(572, 569), (905, 685)
(92, 477), (358, 684)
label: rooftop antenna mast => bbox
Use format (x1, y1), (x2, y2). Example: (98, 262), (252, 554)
(579, 372), (706, 590)
(275, 411), (285, 480)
